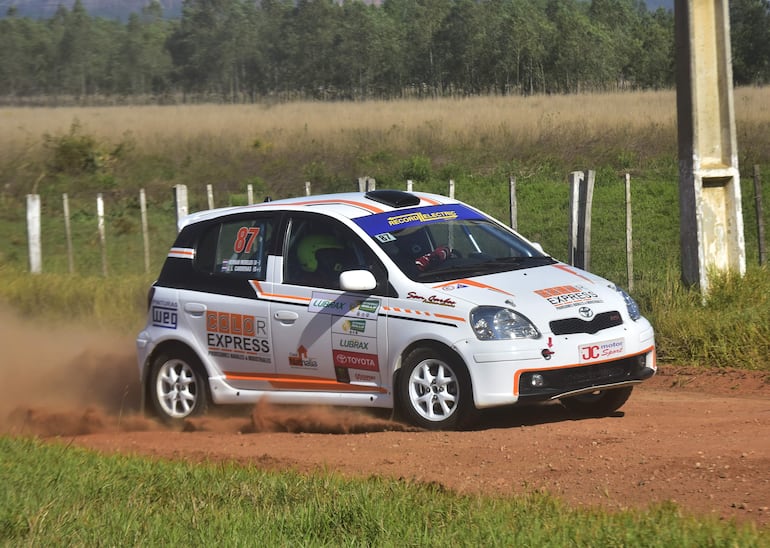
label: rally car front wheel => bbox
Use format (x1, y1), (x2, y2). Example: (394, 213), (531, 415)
(560, 386), (633, 416)
(396, 347), (476, 430)
(148, 350), (209, 422)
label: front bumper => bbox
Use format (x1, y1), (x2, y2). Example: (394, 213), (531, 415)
(516, 352), (655, 402)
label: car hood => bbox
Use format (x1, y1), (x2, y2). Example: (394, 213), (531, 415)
(428, 263), (628, 328)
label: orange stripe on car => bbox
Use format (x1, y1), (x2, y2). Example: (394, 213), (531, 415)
(382, 306), (465, 324)
(433, 313), (466, 322)
(287, 198), (385, 214)
(168, 247), (195, 259)
(248, 280), (311, 303)
(223, 371), (388, 393)
(433, 278), (514, 296)
(551, 264), (595, 283)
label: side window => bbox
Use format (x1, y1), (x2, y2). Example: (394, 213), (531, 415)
(195, 216), (274, 280)
(283, 216), (384, 290)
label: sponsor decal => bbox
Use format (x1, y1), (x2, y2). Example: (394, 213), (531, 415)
(342, 319), (367, 335)
(433, 278), (514, 296)
(406, 291), (456, 307)
(221, 258), (261, 273)
(339, 337), (370, 351)
(310, 292), (380, 319)
(534, 285), (602, 310)
(332, 332), (377, 355)
(151, 306), (178, 329)
(439, 283), (467, 291)
(333, 349), (379, 372)
(206, 310), (270, 362)
(288, 345), (319, 368)
(333, 317), (377, 337)
(310, 297), (347, 312)
(335, 366), (350, 383)
(386, 210), (458, 226)
(354, 204), (486, 236)
(355, 299), (380, 315)
(353, 371), (378, 383)
(374, 232), (396, 243)
(579, 338), (625, 363)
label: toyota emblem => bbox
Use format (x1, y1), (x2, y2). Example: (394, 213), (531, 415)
(578, 306), (593, 318)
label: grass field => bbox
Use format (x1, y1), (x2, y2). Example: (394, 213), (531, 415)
(1, 437), (767, 546)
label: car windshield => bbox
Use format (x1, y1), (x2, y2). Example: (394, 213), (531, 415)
(354, 204), (555, 282)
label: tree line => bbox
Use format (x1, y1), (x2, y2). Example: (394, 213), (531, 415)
(1, 0), (769, 103)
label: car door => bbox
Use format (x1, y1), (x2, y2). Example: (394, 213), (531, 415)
(269, 213), (390, 395)
(178, 213), (277, 390)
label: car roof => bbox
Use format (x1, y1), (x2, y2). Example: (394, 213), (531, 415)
(177, 190), (463, 230)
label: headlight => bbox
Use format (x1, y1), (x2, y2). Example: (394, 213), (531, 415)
(471, 307), (540, 340)
(615, 285), (641, 321)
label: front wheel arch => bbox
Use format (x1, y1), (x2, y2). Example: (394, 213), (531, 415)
(394, 342), (478, 430)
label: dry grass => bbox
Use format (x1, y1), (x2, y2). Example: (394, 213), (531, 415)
(3, 88), (768, 187)
(6, 87), (770, 150)
(0, 90), (685, 157)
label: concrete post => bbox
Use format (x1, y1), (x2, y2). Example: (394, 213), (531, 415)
(675, 0), (745, 293)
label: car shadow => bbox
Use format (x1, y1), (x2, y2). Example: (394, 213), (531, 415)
(467, 401), (625, 431)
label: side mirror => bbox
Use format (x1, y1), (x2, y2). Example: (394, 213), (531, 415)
(531, 242), (545, 254)
(339, 269), (377, 292)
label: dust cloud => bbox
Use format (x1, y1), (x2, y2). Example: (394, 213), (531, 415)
(0, 306), (411, 437)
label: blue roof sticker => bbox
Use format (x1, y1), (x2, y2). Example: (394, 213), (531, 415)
(353, 204), (485, 236)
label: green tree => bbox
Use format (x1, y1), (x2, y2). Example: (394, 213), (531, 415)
(114, 2), (173, 96)
(730, 0), (770, 84)
(167, 0), (259, 100)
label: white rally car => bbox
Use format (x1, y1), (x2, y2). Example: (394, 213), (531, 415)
(136, 190), (656, 429)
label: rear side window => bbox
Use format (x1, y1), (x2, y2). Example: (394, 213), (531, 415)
(195, 217), (274, 280)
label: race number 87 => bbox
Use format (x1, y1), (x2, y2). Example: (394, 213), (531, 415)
(234, 227), (260, 253)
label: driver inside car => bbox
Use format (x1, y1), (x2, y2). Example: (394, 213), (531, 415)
(295, 233), (348, 288)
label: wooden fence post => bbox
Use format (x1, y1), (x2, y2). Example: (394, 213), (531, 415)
(140, 189), (150, 274)
(406, 179), (413, 192)
(625, 173), (634, 290)
(448, 179), (455, 199)
(97, 193), (108, 277)
(206, 184), (214, 210)
(26, 194), (42, 274)
(305, 181), (312, 196)
(755, 165), (767, 267)
(509, 176), (517, 231)
(173, 184), (188, 232)
(63, 193), (75, 274)
(568, 170), (595, 270)
(247, 184), (254, 205)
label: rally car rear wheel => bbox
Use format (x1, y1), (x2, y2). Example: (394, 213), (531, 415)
(148, 350), (209, 422)
(397, 347), (475, 430)
(560, 386), (633, 416)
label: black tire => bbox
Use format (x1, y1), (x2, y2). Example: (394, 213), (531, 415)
(560, 386), (634, 416)
(148, 349), (209, 422)
(396, 347), (476, 430)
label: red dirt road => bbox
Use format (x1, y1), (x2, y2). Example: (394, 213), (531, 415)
(1, 309), (769, 527)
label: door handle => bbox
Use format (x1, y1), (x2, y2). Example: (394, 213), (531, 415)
(184, 302), (206, 317)
(274, 310), (299, 324)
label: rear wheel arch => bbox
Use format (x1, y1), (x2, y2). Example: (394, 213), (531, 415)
(145, 341), (211, 421)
